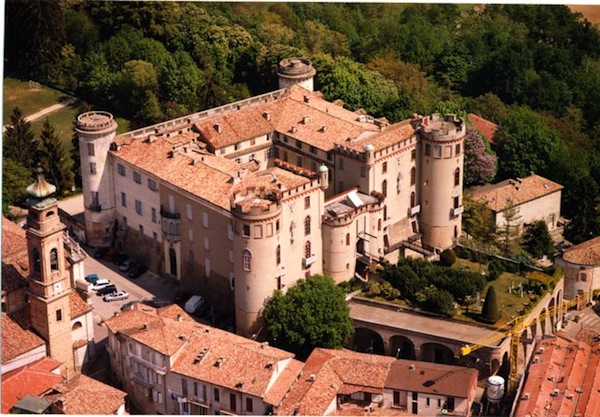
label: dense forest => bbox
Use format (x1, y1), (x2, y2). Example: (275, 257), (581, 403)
(4, 2), (600, 242)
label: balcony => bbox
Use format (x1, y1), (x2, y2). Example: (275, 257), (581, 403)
(408, 205), (421, 217)
(160, 205), (180, 219)
(303, 255), (317, 268)
(89, 204), (102, 212)
(452, 206), (464, 216)
(131, 372), (154, 389)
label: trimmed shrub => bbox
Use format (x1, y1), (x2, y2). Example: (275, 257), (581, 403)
(440, 248), (458, 266)
(481, 286), (500, 324)
(487, 260), (505, 281)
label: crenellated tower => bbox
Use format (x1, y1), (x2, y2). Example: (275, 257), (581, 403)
(277, 58), (316, 92)
(76, 111), (118, 247)
(418, 114), (466, 250)
(25, 168), (74, 374)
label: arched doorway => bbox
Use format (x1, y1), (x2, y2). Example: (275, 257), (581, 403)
(548, 298), (556, 332)
(389, 336), (416, 360)
(350, 328), (385, 355)
(420, 343), (455, 364)
(169, 246), (177, 277)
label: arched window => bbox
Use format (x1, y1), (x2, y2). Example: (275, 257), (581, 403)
(32, 248), (41, 273)
(46, 210), (55, 218)
(276, 245), (281, 265)
(346, 233), (351, 246)
(378, 219), (382, 231)
(410, 167), (416, 185)
(304, 216), (311, 235)
(243, 250), (252, 271)
(304, 241), (311, 259)
(382, 180), (387, 197)
(50, 248), (58, 270)
(410, 192), (416, 208)
(454, 168), (460, 186)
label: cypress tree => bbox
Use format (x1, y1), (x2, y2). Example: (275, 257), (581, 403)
(481, 286), (500, 324)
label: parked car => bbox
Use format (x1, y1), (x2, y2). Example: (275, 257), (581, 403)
(119, 259), (136, 272)
(113, 253), (129, 265)
(128, 263), (148, 278)
(85, 273), (100, 284)
(94, 247), (109, 259)
(91, 279), (112, 291)
(103, 249), (118, 262)
(97, 284), (118, 296)
(103, 290), (129, 302)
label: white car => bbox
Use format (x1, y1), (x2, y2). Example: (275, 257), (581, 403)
(119, 259), (135, 272)
(91, 279), (112, 291)
(103, 290), (129, 302)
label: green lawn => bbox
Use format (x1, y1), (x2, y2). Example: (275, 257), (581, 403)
(3, 77), (72, 125)
(30, 104), (79, 149)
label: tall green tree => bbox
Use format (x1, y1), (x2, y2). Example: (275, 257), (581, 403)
(37, 119), (73, 194)
(564, 176), (600, 244)
(2, 158), (33, 214)
(3, 107), (39, 170)
(462, 197), (497, 244)
(263, 275), (354, 359)
(523, 220), (555, 259)
(497, 200), (522, 254)
(481, 286), (500, 324)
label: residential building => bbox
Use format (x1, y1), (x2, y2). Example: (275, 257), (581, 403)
(275, 348), (478, 416)
(78, 58), (466, 336)
(514, 336), (600, 417)
(103, 302), (303, 415)
(556, 236), (600, 301)
(469, 173), (563, 236)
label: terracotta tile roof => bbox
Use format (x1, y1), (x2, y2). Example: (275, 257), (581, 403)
(1, 357), (63, 413)
(344, 119), (415, 152)
(44, 374), (127, 415)
(276, 349), (395, 416)
(69, 291), (92, 319)
(561, 235), (600, 265)
(385, 359), (477, 399)
(468, 113), (498, 144)
(2, 217), (28, 260)
(2, 259), (29, 293)
(263, 359), (304, 406)
(470, 174), (563, 213)
(515, 336), (600, 417)
(1, 313), (46, 364)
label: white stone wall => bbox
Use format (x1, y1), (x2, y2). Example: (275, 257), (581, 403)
(493, 191), (562, 232)
(1, 344), (47, 375)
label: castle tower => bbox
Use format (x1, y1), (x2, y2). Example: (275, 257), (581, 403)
(25, 168), (75, 374)
(232, 191), (283, 338)
(76, 111), (118, 247)
(277, 58), (316, 92)
(418, 114), (466, 250)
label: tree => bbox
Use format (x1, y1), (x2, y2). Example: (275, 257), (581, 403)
(523, 220), (555, 259)
(481, 286), (500, 324)
(471, 93), (508, 124)
(3, 108), (39, 171)
(37, 119), (73, 194)
(263, 275), (354, 358)
(439, 249), (457, 266)
(2, 158), (32, 214)
(564, 176), (600, 244)
(462, 197), (497, 244)
(415, 285), (455, 316)
(497, 199), (522, 254)
(463, 128), (497, 186)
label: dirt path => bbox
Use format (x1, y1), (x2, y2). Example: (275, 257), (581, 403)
(3, 96), (79, 131)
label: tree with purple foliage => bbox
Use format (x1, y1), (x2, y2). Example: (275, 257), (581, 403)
(464, 127), (497, 186)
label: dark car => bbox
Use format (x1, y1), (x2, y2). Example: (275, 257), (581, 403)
(97, 284), (118, 296)
(113, 253), (129, 265)
(103, 249), (118, 262)
(94, 247), (109, 259)
(85, 273), (100, 284)
(128, 263), (148, 278)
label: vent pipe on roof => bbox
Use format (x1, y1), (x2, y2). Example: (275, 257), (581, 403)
(214, 123), (222, 133)
(291, 126), (297, 133)
(263, 112), (271, 121)
(309, 374), (316, 381)
(302, 116), (310, 124)
(304, 95), (310, 103)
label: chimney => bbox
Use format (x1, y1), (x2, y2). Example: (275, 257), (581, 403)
(321, 126), (328, 132)
(263, 111), (271, 121)
(309, 374), (316, 381)
(302, 116), (310, 124)
(214, 123), (222, 133)
(291, 126), (297, 133)
(178, 314), (183, 322)
(304, 95), (310, 103)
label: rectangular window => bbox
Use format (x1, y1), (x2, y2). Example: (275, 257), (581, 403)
(250, 138), (256, 146)
(411, 149), (416, 160)
(254, 225), (262, 238)
(91, 191), (99, 207)
(327, 152), (333, 161)
(90, 162), (97, 175)
(243, 224), (250, 237)
(454, 196), (460, 208)
(264, 148), (271, 159)
(382, 161), (388, 173)
(121, 192), (127, 207)
(187, 204), (192, 220)
(360, 165), (366, 178)
(234, 143), (240, 151)
(182, 402), (189, 413)
(305, 196), (310, 208)
(148, 179), (157, 191)
(276, 220), (280, 232)
(246, 398), (253, 413)
(135, 199), (142, 215)
(133, 171), (142, 184)
(56, 309), (62, 321)
(139, 225), (144, 237)
(273, 147), (280, 159)
(310, 145), (317, 154)
(296, 140), (302, 149)
(338, 158), (344, 170)
(228, 224), (233, 240)
(230, 394), (237, 412)
(425, 144), (432, 156)
(204, 237), (210, 250)
(118, 164), (126, 176)
(339, 181), (344, 192)
(412, 392), (418, 401)
(151, 207), (157, 223)
(434, 145), (442, 158)
(297, 156), (303, 167)
(205, 258), (211, 277)
(193, 382), (199, 397)
(438, 399), (442, 408)
(445, 146), (452, 158)
(266, 223), (273, 237)
(214, 388), (220, 402)
(188, 229), (193, 242)
(311, 161), (317, 172)
(426, 398), (430, 407)
(455, 144), (461, 155)
(153, 232), (157, 245)
(182, 378), (188, 396)
(87, 143), (95, 156)
(202, 212), (209, 228)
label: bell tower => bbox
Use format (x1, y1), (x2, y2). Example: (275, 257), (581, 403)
(25, 168), (74, 373)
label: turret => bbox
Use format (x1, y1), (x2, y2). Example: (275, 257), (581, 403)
(277, 58), (316, 92)
(76, 111), (118, 247)
(319, 164), (329, 190)
(418, 114), (466, 250)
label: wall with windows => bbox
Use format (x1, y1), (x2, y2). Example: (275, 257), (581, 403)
(383, 390), (471, 416)
(492, 191), (562, 233)
(217, 133), (273, 170)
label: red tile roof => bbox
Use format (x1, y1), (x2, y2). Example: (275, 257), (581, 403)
(69, 291), (92, 319)
(470, 174), (563, 213)
(468, 113), (498, 144)
(1, 357), (63, 413)
(2, 217), (29, 293)
(44, 374), (127, 415)
(2, 217), (28, 260)
(1, 313), (46, 364)
(515, 336), (600, 417)
(561, 235), (600, 265)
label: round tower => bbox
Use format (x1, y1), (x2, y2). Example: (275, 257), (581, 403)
(277, 58), (316, 91)
(232, 191), (283, 338)
(75, 111), (118, 247)
(418, 114), (466, 250)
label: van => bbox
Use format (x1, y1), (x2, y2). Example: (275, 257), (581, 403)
(91, 279), (112, 291)
(97, 284), (117, 296)
(185, 295), (205, 314)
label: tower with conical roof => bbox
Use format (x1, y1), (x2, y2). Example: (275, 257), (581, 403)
(25, 167), (74, 374)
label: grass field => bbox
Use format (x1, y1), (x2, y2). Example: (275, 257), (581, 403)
(3, 78), (72, 125)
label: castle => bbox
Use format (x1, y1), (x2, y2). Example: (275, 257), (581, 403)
(77, 58), (466, 337)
